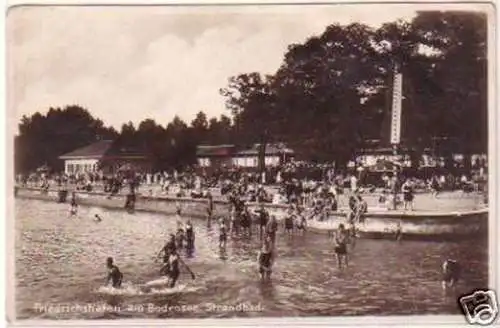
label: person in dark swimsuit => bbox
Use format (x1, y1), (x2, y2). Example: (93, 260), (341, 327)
(160, 249), (196, 287)
(266, 216), (278, 244)
(219, 218), (228, 249)
(402, 180), (414, 211)
(258, 237), (274, 281)
(185, 220), (195, 253)
(395, 221), (403, 241)
(334, 224), (349, 269)
(106, 257), (123, 288)
(284, 214), (294, 236)
(255, 205), (270, 239)
(158, 234), (177, 263)
(165, 250), (181, 288)
(442, 259), (461, 289)
(207, 194), (214, 228)
(70, 192), (78, 216)
(295, 213), (307, 235)
(176, 226), (185, 250)
(175, 202), (182, 216)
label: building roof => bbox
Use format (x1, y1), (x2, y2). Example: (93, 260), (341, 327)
(196, 143), (295, 157)
(367, 159), (403, 172)
(59, 140), (114, 159)
(196, 145), (235, 157)
(236, 143), (295, 156)
(59, 140), (148, 160)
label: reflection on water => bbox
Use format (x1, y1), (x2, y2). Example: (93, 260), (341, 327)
(15, 199), (488, 319)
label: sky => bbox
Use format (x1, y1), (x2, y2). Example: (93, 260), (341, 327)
(5, 3), (485, 130)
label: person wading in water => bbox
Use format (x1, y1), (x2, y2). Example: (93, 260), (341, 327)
(295, 211), (307, 235)
(284, 212), (295, 237)
(333, 224), (349, 269)
(70, 192), (78, 216)
(255, 204), (270, 239)
(176, 223), (186, 250)
(156, 234), (177, 264)
(442, 259), (461, 289)
(402, 179), (414, 211)
(175, 202), (182, 217)
(219, 218), (228, 250)
(266, 216), (278, 244)
(206, 193), (214, 228)
(160, 249), (196, 288)
(105, 257), (123, 288)
(258, 236), (275, 281)
(185, 220), (195, 255)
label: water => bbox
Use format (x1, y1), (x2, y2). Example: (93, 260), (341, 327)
(15, 198), (488, 319)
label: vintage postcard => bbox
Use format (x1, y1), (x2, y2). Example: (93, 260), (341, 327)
(5, 1), (498, 326)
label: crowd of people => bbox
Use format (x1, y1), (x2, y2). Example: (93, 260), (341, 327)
(16, 158), (488, 216)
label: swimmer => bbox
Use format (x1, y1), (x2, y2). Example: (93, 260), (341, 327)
(156, 234), (177, 263)
(160, 249), (196, 288)
(442, 259), (461, 289)
(175, 202), (182, 217)
(176, 226), (186, 250)
(185, 220), (195, 252)
(284, 214), (294, 236)
(295, 214), (307, 235)
(347, 222), (357, 248)
(334, 224), (349, 269)
(255, 205), (269, 239)
(105, 257), (123, 288)
(219, 218), (228, 249)
(69, 192), (78, 216)
(207, 195), (214, 228)
(266, 215), (278, 244)
(258, 236), (274, 281)
(395, 221), (403, 241)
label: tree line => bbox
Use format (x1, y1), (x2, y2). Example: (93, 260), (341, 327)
(15, 105), (234, 173)
(220, 11), (487, 169)
(15, 11), (487, 174)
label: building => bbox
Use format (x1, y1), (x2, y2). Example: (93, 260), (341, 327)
(231, 144), (295, 168)
(195, 145), (235, 168)
(196, 143), (295, 169)
(59, 140), (151, 175)
(354, 140), (487, 170)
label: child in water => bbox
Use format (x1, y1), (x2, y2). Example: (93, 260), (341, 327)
(219, 218), (228, 249)
(69, 192), (78, 216)
(334, 224), (349, 269)
(258, 236), (274, 281)
(442, 259), (461, 289)
(105, 257), (123, 288)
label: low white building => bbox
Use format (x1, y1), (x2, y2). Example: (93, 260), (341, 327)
(195, 143), (295, 169)
(59, 140), (113, 175)
(59, 140), (151, 175)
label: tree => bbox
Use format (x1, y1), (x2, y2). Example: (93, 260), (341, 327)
(220, 13), (488, 168)
(15, 105), (118, 173)
(412, 11), (487, 167)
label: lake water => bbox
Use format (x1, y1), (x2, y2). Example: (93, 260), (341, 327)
(15, 198), (488, 319)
